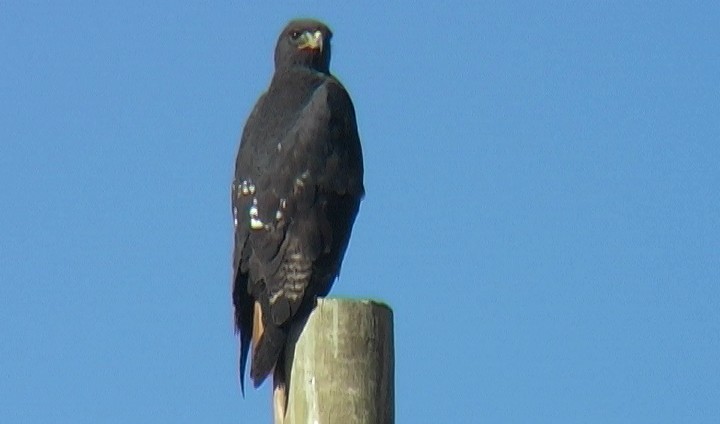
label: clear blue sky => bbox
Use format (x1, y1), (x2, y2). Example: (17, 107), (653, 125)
(1, 2), (718, 423)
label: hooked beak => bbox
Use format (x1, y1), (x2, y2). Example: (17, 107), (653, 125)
(297, 30), (323, 52)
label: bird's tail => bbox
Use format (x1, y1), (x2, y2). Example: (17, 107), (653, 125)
(250, 323), (287, 388)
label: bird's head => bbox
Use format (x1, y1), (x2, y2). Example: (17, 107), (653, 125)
(274, 19), (332, 73)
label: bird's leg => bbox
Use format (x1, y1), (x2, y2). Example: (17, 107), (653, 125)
(272, 362), (287, 424)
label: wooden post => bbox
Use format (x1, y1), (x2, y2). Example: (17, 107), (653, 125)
(283, 298), (394, 424)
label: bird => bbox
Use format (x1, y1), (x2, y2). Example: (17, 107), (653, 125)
(231, 18), (364, 421)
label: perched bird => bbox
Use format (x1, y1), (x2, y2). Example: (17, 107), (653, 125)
(231, 18), (364, 421)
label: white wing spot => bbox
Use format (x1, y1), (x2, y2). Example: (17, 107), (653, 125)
(275, 198), (286, 221)
(250, 218), (264, 229)
(249, 197), (264, 230)
(294, 170), (311, 188)
(240, 179), (256, 196)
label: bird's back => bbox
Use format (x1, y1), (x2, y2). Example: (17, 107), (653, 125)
(236, 70), (326, 174)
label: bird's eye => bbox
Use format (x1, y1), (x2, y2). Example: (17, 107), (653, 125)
(290, 31), (302, 40)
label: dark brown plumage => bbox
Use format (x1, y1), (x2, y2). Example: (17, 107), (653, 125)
(230, 18), (364, 410)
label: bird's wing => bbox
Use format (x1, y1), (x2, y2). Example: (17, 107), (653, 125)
(231, 92), (269, 395)
(232, 78), (363, 386)
(253, 79), (362, 321)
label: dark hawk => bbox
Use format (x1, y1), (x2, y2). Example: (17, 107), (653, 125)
(231, 18), (364, 419)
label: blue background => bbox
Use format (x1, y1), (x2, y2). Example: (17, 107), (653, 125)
(2, 2), (718, 423)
